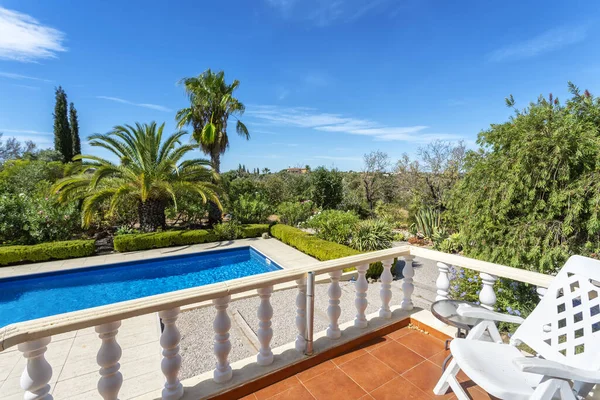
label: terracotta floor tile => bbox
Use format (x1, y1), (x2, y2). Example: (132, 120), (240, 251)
(239, 395), (257, 400)
(457, 382), (499, 400)
(401, 360), (442, 395)
(370, 341), (425, 374)
(254, 376), (300, 400)
(427, 349), (451, 367)
(338, 352), (398, 393)
(331, 347), (367, 366)
(398, 331), (446, 358)
(268, 384), (316, 400)
(296, 360), (336, 383)
(371, 376), (431, 400)
(303, 368), (367, 400)
(358, 335), (394, 353)
(359, 395), (375, 400)
(387, 327), (412, 340)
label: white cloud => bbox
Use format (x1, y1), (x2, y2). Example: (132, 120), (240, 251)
(0, 7), (66, 62)
(0, 128), (51, 135)
(0, 71), (52, 82)
(246, 105), (461, 143)
(96, 96), (172, 112)
(488, 26), (587, 62)
(265, 0), (392, 26)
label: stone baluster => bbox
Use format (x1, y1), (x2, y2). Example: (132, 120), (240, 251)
(159, 308), (184, 400)
(479, 273), (497, 310)
(536, 287), (547, 301)
(257, 286), (274, 366)
(326, 269), (343, 339)
(18, 337), (53, 400)
(213, 295), (232, 383)
(436, 262), (451, 301)
(96, 321), (123, 400)
(295, 277), (307, 352)
(354, 263), (369, 328)
(379, 259), (394, 318)
(401, 255), (415, 310)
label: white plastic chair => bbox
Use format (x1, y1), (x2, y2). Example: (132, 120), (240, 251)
(433, 255), (600, 400)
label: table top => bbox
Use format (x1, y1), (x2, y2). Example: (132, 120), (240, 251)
(430, 299), (485, 331)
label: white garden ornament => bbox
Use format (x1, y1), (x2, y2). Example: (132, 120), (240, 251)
(433, 255), (600, 400)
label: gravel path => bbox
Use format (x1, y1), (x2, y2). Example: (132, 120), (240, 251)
(178, 253), (438, 380)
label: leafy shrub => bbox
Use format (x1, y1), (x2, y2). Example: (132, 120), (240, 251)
(115, 226), (139, 236)
(0, 194), (29, 244)
(303, 210), (359, 244)
(231, 194), (271, 224)
(393, 232), (406, 241)
(239, 224), (270, 238)
(375, 202), (409, 228)
(0, 240), (95, 266)
(349, 219), (394, 251)
(413, 207), (441, 238)
(435, 232), (463, 254)
(213, 221), (243, 241)
(114, 230), (216, 252)
(309, 167), (343, 209)
(271, 224), (391, 279)
(277, 201), (314, 226)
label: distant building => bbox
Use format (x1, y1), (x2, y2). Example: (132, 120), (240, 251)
(285, 167), (308, 174)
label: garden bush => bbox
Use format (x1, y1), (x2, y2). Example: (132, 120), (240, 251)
(213, 221), (243, 241)
(113, 224), (269, 252)
(231, 194), (271, 224)
(349, 219), (394, 251)
(303, 210), (359, 244)
(114, 230), (217, 252)
(277, 201), (314, 226)
(0, 240), (95, 266)
(270, 224), (393, 279)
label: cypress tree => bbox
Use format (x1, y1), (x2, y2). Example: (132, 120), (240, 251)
(69, 102), (81, 158)
(53, 86), (72, 162)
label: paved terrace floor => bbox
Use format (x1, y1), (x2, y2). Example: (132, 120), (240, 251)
(241, 326), (494, 400)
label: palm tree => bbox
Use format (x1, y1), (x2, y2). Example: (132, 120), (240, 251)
(52, 122), (221, 232)
(175, 69), (249, 173)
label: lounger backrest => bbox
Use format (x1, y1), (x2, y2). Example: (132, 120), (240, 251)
(513, 255), (600, 370)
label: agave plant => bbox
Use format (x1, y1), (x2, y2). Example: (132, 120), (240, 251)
(413, 207), (441, 238)
(52, 122), (221, 231)
(349, 219), (394, 251)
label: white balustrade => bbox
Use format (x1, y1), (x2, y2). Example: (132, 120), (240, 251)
(295, 277), (307, 352)
(213, 295), (232, 383)
(256, 286), (274, 366)
(537, 287), (547, 300)
(401, 255), (415, 310)
(326, 269), (343, 339)
(354, 263), (369, 328)
(18, 337), (53, 400)
(436, 262), (451, 301)
(96, 321), (123, 400)
(479, 273), (497, 310)
(159, 308), (184, 400)
(379, 259), (394, 318)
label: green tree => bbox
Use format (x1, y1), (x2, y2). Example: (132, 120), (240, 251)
(69, 102), (81, 157)
(52, 122), (222, 232)
(176, 69), (249, 173)
(53, 86), (72, 162)
(310, 166), (343, 209)
(449, 84), (600, 273)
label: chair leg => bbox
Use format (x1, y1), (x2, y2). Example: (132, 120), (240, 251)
(573, 382), (594, 398)
(433, 359), (469, 400)
(530, 379), (576, 400)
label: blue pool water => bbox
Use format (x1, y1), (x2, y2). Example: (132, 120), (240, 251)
(0, 247), (281, 327)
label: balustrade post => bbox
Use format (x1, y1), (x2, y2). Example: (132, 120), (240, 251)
(479, 273), (497, 310)
(213, 295), (232, 383)
(257, 286), (274, 366)
(379, 259), (394, 318)
(326, 269), (343, 339)
(295, 277), (307, 352)
(18, 337), (53, 400)
(159, 308), (184, 400)
(436, 262), (450, 301)
(354, 263), (369, 328)
(536, 287), (547, 301)
(401, 255), (415, 310)
(96, 321), (123, 400)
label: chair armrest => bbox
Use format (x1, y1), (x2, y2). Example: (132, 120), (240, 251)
(513, 357), (600, 384)
(456, 304), (524, 324)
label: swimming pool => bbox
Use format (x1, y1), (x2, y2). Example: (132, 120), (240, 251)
(0, 247), (281, 327)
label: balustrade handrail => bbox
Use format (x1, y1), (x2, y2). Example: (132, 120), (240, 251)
(0, 244), (554, 351)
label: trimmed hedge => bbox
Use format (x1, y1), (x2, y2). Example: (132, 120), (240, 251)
(114, 224), (270, 253)
(0, 240), (95, 266)
(270, 224), (392, 278)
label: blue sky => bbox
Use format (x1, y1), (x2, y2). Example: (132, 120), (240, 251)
(0, 0), (598, 171)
